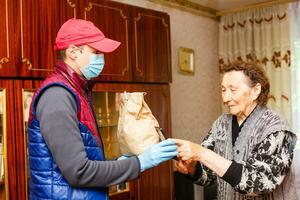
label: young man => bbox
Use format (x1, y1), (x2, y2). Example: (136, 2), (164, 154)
(28, 19), (177, 200)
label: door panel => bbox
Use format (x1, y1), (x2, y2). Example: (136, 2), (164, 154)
(0, 80), (17, 200)
(132, 8), (172, 83)
(92, 82), (173, 200)
(84, 0), (132, 82)
(14, 0), (77, 78)
(0, 0), (16, 76)
(14, 80), (41, 199)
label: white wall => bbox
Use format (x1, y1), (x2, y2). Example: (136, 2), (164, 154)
(113, 1), (222, 199)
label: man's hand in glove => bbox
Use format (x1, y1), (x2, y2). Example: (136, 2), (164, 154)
(138, 139), (178, 172)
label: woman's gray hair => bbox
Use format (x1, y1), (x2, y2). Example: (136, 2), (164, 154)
(220, 61), (270, 106)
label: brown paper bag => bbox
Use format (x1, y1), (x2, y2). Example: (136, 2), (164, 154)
(117, 92), (164, 155)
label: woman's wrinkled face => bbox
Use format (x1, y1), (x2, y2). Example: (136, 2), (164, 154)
(221, 71), (258, 118)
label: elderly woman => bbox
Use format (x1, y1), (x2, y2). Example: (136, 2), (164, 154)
(175, 62), (297, 200)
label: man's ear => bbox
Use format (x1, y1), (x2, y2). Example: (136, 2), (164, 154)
(65, 46), (78, 60)
(252, 83), (262, 101)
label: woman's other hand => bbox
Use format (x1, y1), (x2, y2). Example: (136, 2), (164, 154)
(175, 159), (197, 175)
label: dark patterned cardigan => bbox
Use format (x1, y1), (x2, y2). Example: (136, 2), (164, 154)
(194, 106), (298, 200)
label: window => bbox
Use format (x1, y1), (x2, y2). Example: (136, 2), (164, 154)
(290, 2), (300, 148)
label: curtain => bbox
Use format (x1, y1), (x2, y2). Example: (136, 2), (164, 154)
(219, 4), (292, 124)
(290, 1), (300, 147)
(290, 2), (300, 198)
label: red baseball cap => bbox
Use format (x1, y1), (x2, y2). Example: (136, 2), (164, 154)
(55, 18), (121, 53)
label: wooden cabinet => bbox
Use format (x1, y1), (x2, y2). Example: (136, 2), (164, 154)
(0, 0), (173, 199)
(0, 0), (78, 77)
(14, 80), (41, 199)
(0, 80), (18, 200)
(131, 6), (172, 83)
(84, 0), (172, 83)
(92, 83), (174, 200)
(0, 0), (171, 83)
(84, 0), (133, 82)
(0, 0), (16, 76)
(9, 80), (173, 200)
(14, 0), (77, 77)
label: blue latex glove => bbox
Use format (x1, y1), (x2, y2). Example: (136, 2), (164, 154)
(138, 139), (178, 172)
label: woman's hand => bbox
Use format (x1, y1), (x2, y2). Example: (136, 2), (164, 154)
(175, 159), (197, 175)
(173, 139), (203, 161)
(173, 138), (232, 177)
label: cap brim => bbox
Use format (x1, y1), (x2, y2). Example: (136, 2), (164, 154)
(88, 37), (121, 53)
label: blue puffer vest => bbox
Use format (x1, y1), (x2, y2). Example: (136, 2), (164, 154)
(28, 61), (107, 200)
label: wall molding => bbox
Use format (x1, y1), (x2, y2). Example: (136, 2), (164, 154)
(216, 0), (297, 16)
(148, 0), (218, 19)
(149, 0), (298, 18)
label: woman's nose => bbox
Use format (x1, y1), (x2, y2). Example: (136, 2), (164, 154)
(222, 92), (230, 103)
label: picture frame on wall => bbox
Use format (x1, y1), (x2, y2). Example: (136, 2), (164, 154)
(178, 47), (195, 74)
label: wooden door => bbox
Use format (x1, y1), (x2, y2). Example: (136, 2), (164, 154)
(133, 84), (173, 200)
(0, 0), (17, 77)
(12, 80), (173, 200)
(93, 82), (174, 200)
(83, 0), (133, 82)
(13, 0), (78, 78)
(0, 80), (18, 200)
(14, 80), (42, 200)
(131, 7), (172, 83)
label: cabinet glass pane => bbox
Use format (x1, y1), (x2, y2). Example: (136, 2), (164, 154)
(92, 92), (121, 159)
(0, 90), (8, 200)
(23, 90), (34, 199)
(92, 92), (130, 195)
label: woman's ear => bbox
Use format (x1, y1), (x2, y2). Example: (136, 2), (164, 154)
(252, 83), (262, 101)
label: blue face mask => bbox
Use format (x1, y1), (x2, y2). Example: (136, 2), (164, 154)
(79, 53), (105, 80)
